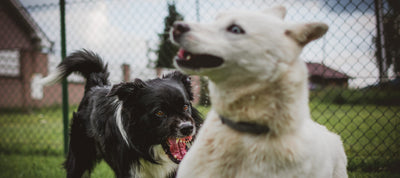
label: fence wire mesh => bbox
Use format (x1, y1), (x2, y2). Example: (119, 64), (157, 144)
(0, 0), (399, 174)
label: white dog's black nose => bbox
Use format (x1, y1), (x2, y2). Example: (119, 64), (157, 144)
(179, 122), (194, 136)
(172, 22), (190, 40)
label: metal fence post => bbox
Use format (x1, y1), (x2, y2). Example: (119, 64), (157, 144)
(59, 0), (69, 156)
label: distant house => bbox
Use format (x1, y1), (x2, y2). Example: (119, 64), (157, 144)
(0, 0), (86, 109)
(306, 62), (351, 89)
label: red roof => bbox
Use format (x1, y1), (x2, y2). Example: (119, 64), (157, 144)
(0, 0), (53, 51)
(306, 62), (351, 79)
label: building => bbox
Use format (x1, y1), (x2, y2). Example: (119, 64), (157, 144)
(306, 62), (351, 89)
(0, 0), (85, 109)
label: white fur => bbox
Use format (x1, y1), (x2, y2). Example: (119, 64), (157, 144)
(113, 99), (130, 146)
(132, 145), (177, 178)
(173, 6), (348, 178)
(39, 67), (65, 86)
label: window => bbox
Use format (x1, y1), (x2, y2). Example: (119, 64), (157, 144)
(0, 50), (20, 77)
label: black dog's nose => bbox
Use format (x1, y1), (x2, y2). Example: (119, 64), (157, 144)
(172, 22), (190, 39)
(179, 122), (194, 135)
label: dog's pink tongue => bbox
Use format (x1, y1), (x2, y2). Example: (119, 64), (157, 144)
(167, 137), (187, 160)
(177, 49), (185, 59)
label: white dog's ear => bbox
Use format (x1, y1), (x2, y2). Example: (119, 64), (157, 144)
(263, 6), (286, 19)
(285, 22), (328, 46)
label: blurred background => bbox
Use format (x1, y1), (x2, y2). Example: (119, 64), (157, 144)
(0, 0), (399, 177)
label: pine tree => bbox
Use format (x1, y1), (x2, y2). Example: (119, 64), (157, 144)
(156, 2), (183, 69)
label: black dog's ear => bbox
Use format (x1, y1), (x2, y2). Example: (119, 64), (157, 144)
(163, 71), (194, 101)
(107, 79), (146, 100)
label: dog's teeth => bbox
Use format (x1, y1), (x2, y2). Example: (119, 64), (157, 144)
(176, 138), (179, 144)
(186, 55), (191, 60)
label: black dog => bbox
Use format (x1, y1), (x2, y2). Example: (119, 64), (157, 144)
(42, 50), (202, 178)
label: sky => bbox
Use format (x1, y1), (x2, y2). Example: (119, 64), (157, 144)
(19, 0), (381, 87)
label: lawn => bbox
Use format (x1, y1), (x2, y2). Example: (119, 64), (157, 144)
(0, 103), (399, 177)
(0, 154), (399, 178)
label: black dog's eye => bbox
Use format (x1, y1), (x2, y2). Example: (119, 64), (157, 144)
(183, 104), (190, 112)
(227, 24), (245, 34)
(155, 110), (166, 118)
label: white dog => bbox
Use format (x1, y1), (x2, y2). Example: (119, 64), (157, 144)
(170, 6), (348, 178)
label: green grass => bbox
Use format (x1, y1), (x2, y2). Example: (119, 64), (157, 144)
(309, 102), (400, 172)
(0, 153), (114, 178)
(310, 87), (400, 106)
(0, 153), (399, 178)
(0, 102), (399, 177)
(0, 106), (78, 155)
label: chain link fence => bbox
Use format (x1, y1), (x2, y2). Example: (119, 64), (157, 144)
(0, 0), (399, 174)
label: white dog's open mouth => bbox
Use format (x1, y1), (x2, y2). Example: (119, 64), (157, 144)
(175, 48), (224, 69)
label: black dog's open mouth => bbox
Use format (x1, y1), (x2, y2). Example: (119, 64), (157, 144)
(162, 135), (193, 164)
(175, 48), (224, 69)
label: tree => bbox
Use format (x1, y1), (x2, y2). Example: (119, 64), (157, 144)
(383, 0), (400, 78)
(374, 0), (400, 83)
(198, 77), (210, 106)
(156, 2), (183, 69)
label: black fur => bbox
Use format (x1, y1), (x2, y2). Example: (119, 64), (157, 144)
(54, 50), (202, 178)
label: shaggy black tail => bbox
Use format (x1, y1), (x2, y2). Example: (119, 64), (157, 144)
(41, 49), (110, 90)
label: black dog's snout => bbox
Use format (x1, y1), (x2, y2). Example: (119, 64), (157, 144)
(179, 122), (194, 135)
(172, 22), (190, 39)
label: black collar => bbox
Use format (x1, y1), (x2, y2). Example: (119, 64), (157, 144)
(219, 115), (270, 135)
